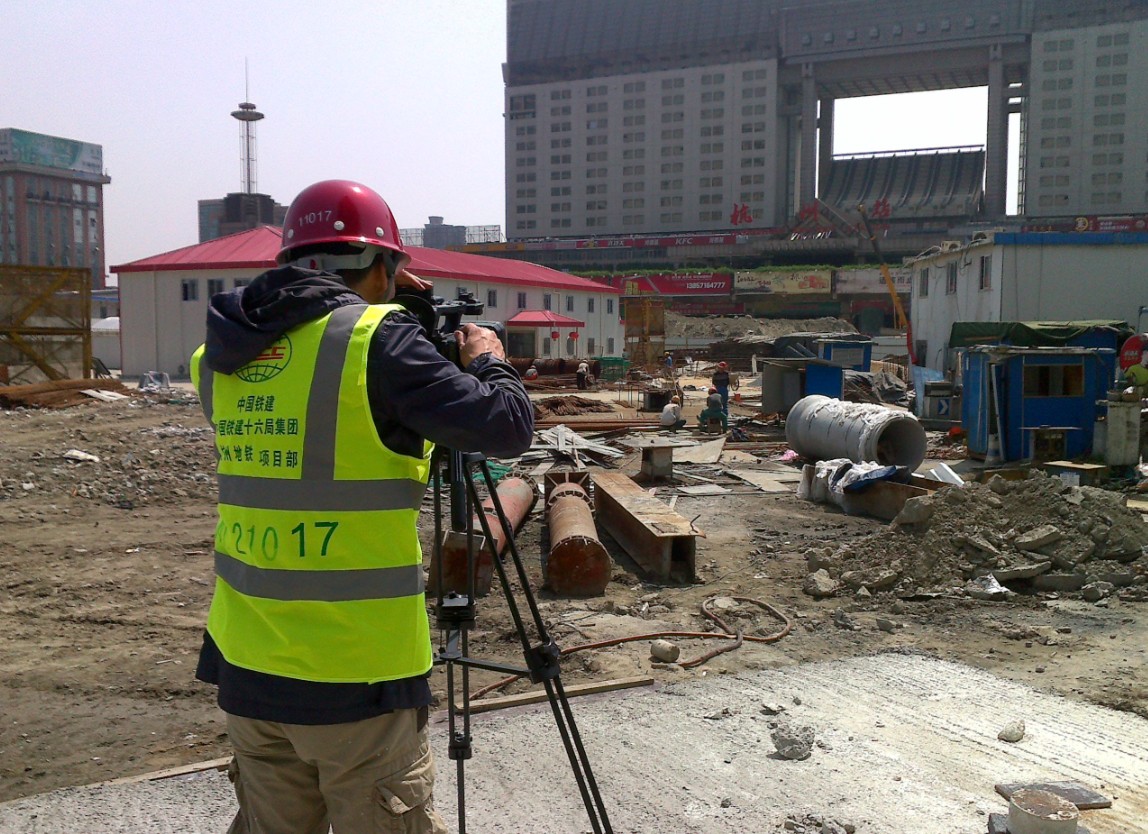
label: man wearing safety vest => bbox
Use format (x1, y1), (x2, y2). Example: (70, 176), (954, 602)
(191, 180), (533, 833)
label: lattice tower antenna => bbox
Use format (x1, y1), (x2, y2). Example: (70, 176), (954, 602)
(230, 61), (264, 194)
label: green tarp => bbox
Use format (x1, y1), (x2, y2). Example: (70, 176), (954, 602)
(948, 320), (1132, 349)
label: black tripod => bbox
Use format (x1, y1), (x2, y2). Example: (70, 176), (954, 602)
(431, 447), (613, 834)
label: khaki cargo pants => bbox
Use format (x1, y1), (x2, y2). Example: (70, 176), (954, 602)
(225, 707), (448, 833)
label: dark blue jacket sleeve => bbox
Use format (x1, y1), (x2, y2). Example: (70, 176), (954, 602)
(366, 314), (535, 459)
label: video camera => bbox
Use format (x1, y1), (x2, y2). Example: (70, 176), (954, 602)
(394, 287), (506, 367)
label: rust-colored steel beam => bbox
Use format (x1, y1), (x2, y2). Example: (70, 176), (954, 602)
(545, 481), (611, 597)
(429, 477), (537, 598)
(591, 470), (698, 582)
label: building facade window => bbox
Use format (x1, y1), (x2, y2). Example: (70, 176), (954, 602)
(946, 263), (958, 295)
(517, 292), (527, 309)
(487, 289), (497, 308)
(207, 278), (225, 296)
(181, 279), (199, 301)
(606, 298), (615, 315)
(919, 268), (929, 297)
(587, 297), (595, 313)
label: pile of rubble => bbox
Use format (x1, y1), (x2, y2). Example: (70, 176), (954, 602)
(803, 473), (1148, 601)
(0, 403), (216, 509)
(533, 395), (617, 419)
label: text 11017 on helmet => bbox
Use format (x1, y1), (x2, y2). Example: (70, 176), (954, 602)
(278, 180), (410, 271)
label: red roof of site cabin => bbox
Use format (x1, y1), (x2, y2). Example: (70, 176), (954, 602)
(111, 226), (620, 294)
(505, 311), (586, 328)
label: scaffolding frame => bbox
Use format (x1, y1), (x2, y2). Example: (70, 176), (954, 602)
(0, 265), (92, 384)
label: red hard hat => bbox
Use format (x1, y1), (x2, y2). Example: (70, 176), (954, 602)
(708, 386), (718, 394)
(718, 361), (729, 370)
(278, 180), (409, 269)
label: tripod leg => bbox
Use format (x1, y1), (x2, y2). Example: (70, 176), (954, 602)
(466, 460), (613, 833)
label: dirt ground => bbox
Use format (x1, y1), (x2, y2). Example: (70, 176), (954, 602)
(1, 392), (1146, 803)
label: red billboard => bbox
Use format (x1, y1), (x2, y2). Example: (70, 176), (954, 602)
(1022, 215), (1148, 233)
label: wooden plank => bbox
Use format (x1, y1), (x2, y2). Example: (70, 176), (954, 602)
(459, 676), (654, 714)
(103, 757), (232, 785)
(677, 484), (731, 495)
(593, 470), (699, 581)
(674, 437), (726, 464)
(726, 469), (795, 494)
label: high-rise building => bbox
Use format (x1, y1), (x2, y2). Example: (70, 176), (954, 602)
(198, 194), (287, 243)
(0, 128), (111, 287)
(503, 0), (1148, 243)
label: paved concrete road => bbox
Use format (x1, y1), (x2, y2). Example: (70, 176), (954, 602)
(2, 654), (1145, 833)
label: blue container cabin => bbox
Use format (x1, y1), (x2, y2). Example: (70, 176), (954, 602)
(960, 346), (1115, 462)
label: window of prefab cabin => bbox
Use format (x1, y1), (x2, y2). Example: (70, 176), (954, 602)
(1023, 363), (1085, 397)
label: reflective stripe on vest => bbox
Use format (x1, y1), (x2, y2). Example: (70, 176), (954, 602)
(191, 303), (434, 684)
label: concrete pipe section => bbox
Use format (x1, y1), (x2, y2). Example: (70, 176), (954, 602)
(785, 395), (928, 469)
(545, 481), (611, 597)
(429, 477), (538, 598)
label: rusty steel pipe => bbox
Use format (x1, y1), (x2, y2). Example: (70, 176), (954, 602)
(429, 477), (538, 598)
(545, 482), (610, 597)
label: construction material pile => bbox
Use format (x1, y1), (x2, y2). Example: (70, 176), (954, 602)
(804, 473), (1148, 600)
(665, 311), (855, 341)
(533, 396), (617, 419)
(0, 379), (132, 409)
(0, 400), (216, 509)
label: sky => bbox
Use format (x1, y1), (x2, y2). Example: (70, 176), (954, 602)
(3, 0), (1007, 276)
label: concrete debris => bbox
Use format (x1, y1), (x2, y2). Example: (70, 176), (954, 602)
(1081, 581), (1115, 602)
(806, 473), (1148, 600)
(967, 575), (1012, 601)
(803, 569), (841, 599)
(997, 719), (1026, 743)
(62, 449), (100, 464)
(1008, 788), (1079, 833)
(892, 495), (935, 527)
(770, 720), (815, 760)
(760, 702), (787, 716)
(1015, 524), (1065, 551)
(875, 617), (899, 633)
(649, 639), (681, 663)
(0, 401), (216, 508)
(832, 609), (858, 630)
(780, 814), (856, 834)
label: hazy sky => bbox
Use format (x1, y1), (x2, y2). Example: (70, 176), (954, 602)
(3, 1), (1002, 274)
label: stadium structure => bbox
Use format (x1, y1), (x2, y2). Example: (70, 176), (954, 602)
(466, 0), (1148, 279)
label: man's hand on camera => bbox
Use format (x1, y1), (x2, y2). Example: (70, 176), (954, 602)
(395, 268), (433, 292)
(455, 323), (506, 367)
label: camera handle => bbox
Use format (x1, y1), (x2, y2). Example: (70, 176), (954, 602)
(430, 447), (612, 834)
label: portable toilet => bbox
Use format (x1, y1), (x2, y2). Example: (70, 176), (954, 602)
(960, 346), (1116, 462)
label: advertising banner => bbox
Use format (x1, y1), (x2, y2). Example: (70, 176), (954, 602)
(734, 269), (831, 294)
(833, 267), (911, 295)
(1022, 215), (1148, 233)
(0, 129), (103, 177)
(619, 272), (732, 296)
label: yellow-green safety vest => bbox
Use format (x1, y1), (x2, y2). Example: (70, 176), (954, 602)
(191, 303), (433, 684)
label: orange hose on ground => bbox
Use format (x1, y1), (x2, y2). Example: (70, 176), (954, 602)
(470, 595), (792, 700)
